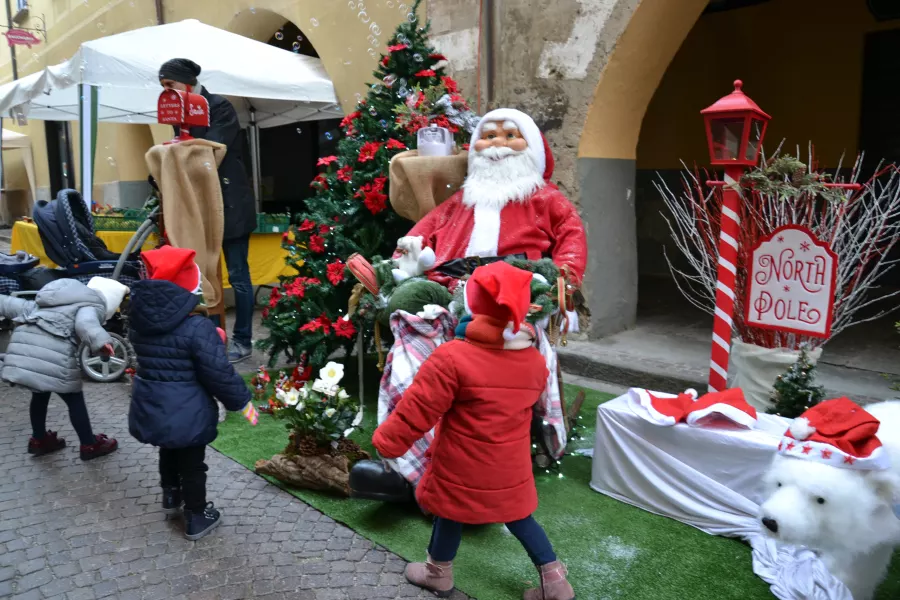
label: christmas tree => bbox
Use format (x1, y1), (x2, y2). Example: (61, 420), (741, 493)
(258, 0), (478, 368)
(768, 348), (825, 418)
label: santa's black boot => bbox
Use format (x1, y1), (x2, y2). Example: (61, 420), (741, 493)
(349, 460), (415, 503)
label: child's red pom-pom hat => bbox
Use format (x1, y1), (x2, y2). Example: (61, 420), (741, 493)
(464, 261), (533, 335)
(778, 398), (889, 470)
(140, 246), (202, 294)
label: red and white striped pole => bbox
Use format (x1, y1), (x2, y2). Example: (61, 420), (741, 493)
(708, 165), (744, 392)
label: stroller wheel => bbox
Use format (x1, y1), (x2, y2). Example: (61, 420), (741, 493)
(79, 333), (131, 383)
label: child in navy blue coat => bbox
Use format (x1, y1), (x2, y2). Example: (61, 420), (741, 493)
(128, 246), (254, 540)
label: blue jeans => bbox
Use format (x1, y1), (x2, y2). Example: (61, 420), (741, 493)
(222, 235), (253, 348)
(427, 516), (557, 566)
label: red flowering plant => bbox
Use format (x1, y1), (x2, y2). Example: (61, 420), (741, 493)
(258, 0), (477, 369)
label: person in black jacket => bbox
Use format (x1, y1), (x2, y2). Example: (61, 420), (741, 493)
(129, 246), (254, 541)
(158, 58), (257, 364)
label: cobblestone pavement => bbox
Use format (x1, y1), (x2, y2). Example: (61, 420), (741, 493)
(0, 380), (466, 600)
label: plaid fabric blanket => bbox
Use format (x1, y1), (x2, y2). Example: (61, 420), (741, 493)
(378, 307), (457, 485)
(378, 309), (568, 486)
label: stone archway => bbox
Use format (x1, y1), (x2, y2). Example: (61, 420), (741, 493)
(576, 0), (709, 338)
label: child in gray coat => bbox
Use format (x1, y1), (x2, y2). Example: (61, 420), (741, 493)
(0, 276), (126, 460)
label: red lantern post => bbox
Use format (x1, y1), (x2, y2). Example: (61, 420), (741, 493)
(700, 80), (771, 392)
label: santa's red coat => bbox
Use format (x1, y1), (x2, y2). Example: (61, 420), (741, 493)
(401, 150), (588, 288)
(372, 318), (549, 524)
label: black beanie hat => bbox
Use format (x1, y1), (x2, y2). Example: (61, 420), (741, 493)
(159, 58), (202, 86)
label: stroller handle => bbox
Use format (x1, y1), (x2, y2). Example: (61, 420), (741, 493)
(111, 206), (161, 281)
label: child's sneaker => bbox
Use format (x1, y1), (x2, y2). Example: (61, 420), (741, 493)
(184, 502), (221, 540)
(27, 431), (66, 456)
(79, 434), (118, 461)
(162, 487), (183, 515)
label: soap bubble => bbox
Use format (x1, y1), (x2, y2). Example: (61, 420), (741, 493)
(348, 1), (356, 8)
(407, 13), (417, 23)
(297, 34), (304, 42)
(107, 157), (116, 167)
(355, 92), (363, 103)
(369, 23), (381, 35)
(387, 0), (394, 7)
(97, 22), (106, 32)
(399, 3), (408, 12)
(250, 7), (256, 14)
(275, 31), (284, 41)
(413, 53), (423, 62)
(379, 119), (388, 128)
(368, 35), (378, 46)
(296, 127), (302, 134)
(223, 178), (230, 185)
(368, 107), (377, 117)
(397, 33), (408, 45)
(343, 59), (352, 65)
(368, 48), (377, 59)
(358, 11), (370, 23)
(371, 83), (383, 94)
(325, 131), (334, 140)
(204, 162), (212, 170)
(32, 53), (39, 62)
(398, 86), (409, 98)
(383, 74), (396, 87)
(292, 42), (300, 52)
(310, 18), (319, 27)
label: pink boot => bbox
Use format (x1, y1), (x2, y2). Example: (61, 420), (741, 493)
(524, 561), (575, 600)
(404, 554), (454, 597)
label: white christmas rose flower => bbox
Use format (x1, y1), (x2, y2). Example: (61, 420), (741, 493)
(275, 388), (287, 402)
(324, 408), (337, 418)
(338, 389), (350, 400)
(299, 386), (309, 399)
(318, 362), (344, 387)
(294, 402), (305, 412)
(283, 389), (301, 406)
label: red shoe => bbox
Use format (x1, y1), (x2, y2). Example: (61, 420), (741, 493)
(80, 434), (118, 461)
(28, 431), (66, 456)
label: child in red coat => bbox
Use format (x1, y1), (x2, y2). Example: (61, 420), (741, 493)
(373, 262), (574, 600)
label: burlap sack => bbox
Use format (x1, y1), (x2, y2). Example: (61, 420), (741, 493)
(145, 139), (226, 308)
(389, 150), (468, 223)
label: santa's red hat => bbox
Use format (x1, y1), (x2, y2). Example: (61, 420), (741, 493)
(778, 398), (889, 470)
(469, 108), (552, 180)
(141, 246), (202, 294)
(632, 387), (757, 429)
(464, 262), (533, 337)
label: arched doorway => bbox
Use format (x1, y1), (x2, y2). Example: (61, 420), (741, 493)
(225, 8), (342, 214)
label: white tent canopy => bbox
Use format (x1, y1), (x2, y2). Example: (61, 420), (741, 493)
(0, 19), (344, 207)
(0, 19), (342, 127)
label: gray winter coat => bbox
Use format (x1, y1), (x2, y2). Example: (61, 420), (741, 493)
(0, 279), (111, 394)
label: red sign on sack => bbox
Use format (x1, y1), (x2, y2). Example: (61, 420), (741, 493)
(744, 225), (837, 339)
(4, 29), (41, 48)
(157, 89), (210, 127)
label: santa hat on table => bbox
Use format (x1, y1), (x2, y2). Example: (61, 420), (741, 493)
(86, 277), (129, 323)
(632, 387), (758, 429)
(468, 108), (555, 182)
(463, 261), (533, 340)
(140, 246), (203, 295)
(778, 398), (890, 470)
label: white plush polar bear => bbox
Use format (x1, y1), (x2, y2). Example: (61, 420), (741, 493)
(760, 400), (900, 600)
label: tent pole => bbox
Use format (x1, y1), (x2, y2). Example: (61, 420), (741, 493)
(78, 84), (97, 212)
(249, 107), (261, 211)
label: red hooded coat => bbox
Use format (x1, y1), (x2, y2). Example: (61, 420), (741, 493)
(372, 316), (549, 524)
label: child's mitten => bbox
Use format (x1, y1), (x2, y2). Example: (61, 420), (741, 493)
(241, 402), (259, 426)
(216, 327), (227, 344)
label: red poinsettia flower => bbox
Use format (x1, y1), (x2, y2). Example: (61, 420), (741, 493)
(333, 216), (340, 223)
(327, 261), (346, 286)
(415, 69), (437, 78)
(284, 279), (306, 298)
(268, 287), (281, 308)
(358, 141), (383, 163)
(363, 190), (388, 214)
(334, 317), (357, 340)
(261, 308), (269, 319)
(339, 111), (361, 130)
(404, 114), (430, 135)
(430, 53), (448, 61)
(461, 143), (470, 151)
(387, 43), (409, 53)
(431, 115), (458, 134)
(298, 219), (316, 232)
(381, 56), (390, 68)
(317, 155), (338, 167)
(310, 173), (329, 190)
(308, 235), (326, 253)
(386, 138), (407, 151)
(415, 93), (426, 109)
(299, 314), (332, 335)
(372, 176), (387, 192)
(441, 76), (459, 94)
(336, 165), (353, 183)
(319, 224), (332, 235)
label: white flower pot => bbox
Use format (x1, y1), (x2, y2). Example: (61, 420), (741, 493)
(727, 340), (822, 412)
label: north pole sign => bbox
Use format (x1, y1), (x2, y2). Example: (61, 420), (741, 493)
(745, 225), (837, 338)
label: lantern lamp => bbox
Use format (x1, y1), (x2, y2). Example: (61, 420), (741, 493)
(700, 80), (771, 167)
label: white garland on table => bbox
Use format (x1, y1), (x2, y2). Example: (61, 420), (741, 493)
(656, 147), (900, 349)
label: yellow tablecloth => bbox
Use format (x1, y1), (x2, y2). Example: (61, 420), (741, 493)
(10, 221), (294, 288)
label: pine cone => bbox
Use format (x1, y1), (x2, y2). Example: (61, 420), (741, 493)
(791, 166), (807, 186)
(293, 434), (321, 457)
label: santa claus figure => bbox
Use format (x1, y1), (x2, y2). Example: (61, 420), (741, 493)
(392, 108), (587, 291)
(349, 109), (585, 504)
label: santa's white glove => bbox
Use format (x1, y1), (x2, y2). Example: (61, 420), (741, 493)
(416, 304), (445, 320)
(392, 236), (436, 284)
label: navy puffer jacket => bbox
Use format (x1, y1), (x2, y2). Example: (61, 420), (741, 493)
(128, 279), (250, 448)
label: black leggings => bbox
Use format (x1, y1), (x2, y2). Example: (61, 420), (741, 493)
(30, 391), (96, 446)
(159, 446), (208, 511)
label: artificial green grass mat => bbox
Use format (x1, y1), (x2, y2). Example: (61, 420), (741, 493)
(213, 363), (899, 599)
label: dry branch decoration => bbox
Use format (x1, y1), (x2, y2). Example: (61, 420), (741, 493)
(657, 145), (900, 350)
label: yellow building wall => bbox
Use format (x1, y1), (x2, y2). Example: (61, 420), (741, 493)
(0, 0), (423, 199)
(637, 0), (898, 170)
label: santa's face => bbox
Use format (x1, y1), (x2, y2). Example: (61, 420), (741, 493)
(463, 119), (545, 210)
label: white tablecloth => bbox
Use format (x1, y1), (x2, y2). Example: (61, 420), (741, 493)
(587, 390), (851, 600)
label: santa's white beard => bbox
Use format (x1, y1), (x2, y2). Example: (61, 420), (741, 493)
(461, 146), (544, 257)
(462, 147), (545, 210)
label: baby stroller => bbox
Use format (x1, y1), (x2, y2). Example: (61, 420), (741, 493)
(0, 189), (160, 383)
